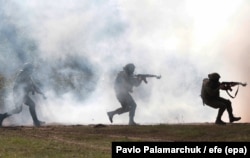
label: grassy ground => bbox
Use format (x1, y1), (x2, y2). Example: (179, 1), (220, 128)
(0, 123), (250, 157)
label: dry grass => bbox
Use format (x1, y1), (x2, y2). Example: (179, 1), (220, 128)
(0, 123), (250, 157)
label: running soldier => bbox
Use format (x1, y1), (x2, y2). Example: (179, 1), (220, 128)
(107, 63), (143, 125)
(0, 63), (46, 127)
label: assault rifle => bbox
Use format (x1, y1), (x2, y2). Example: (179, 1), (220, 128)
(221, 81), (247, 98)
(135, 74), (161, 83)
(221, 82), (247, 91)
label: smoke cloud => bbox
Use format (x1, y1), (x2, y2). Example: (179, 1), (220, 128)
(0, 0), (249, 125)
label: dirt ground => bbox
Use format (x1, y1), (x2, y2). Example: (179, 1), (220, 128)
(0, 123), (250, 157)
(1, 123), (250, 142)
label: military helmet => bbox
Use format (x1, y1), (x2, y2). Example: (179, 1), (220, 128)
(123, 63), (135, 75)
(23, 62), (34, 73)
(208, 72), (220, 81)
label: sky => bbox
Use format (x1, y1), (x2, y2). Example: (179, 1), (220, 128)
(0, 0), (249, 125)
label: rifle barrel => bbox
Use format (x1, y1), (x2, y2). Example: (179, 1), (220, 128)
(136, 74), (161, 79)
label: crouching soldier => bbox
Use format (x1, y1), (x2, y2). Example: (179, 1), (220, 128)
(201, 73), (241, 125)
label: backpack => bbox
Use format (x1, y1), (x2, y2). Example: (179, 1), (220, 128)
(200, 78), (209, 105)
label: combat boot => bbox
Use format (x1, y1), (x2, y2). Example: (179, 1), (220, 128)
(128, 121), (138, 126)
(33, 120), (45, 127)
(129, 120), (138, 126)
(229, 116), (241, 123)
(215, 119), (226, 125)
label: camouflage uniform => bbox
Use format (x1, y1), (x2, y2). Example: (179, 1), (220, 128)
(0, 63), (46, 127)
(201, 73), (241, 125)
(107, 63), (142, 125)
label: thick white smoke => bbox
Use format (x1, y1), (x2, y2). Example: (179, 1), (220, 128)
(0, 0), (249, 125)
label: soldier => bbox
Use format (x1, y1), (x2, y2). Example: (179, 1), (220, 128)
(107, 63), (143, 125)
(201, 72), (241, 125)
(0, 63), (46, 127)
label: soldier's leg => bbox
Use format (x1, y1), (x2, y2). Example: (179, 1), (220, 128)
(107, 93), (130, 123)
(0, 99), (23, 126)
(9, 94), (24, 115)
(107, 101), (130, 123)
(8, 104), (23, 115)
(0, 113), (9, 127)
(25, 97), (43, 127)
(217, 106), (226, 124)
(126, 94), (137, 125)
(205, 99), (226, 125)
(128, 104), (137, 125)
(113, 103), (130, 115)
(218, 97), (241, 123)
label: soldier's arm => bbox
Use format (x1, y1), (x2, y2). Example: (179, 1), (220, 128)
(31, 78), (47, 99)
(131, 76), (143, 87)
(220, 83), (231, 91)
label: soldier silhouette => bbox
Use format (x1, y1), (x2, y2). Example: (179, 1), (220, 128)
(201, 73), (241, 125)
(0, 63), (46, 127)
(107, 63), (143, 125)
